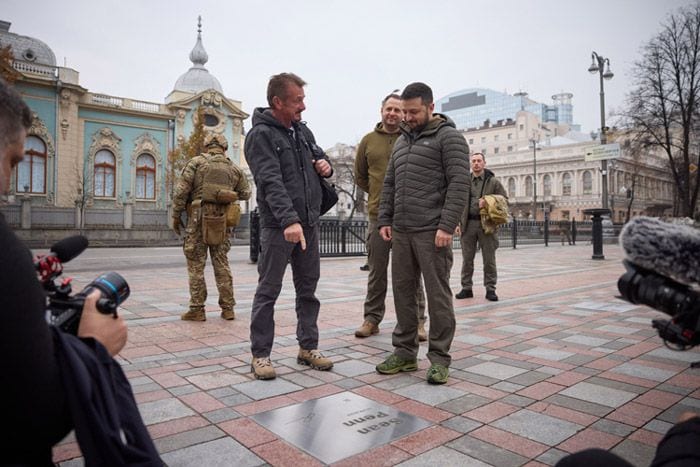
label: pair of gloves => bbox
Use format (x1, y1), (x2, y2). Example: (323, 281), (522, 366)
(172, 215), (184, 236)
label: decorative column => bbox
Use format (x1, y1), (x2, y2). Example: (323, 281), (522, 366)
(123, 191), (133, 229)
(20, 188), (31, 229)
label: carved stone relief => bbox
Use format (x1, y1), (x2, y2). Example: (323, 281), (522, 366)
(132, 132), (161, 165)
(60, 88), (71, 109)
(193, 105), (226, 134)
(176, 109), (186, 125)
(60, 119), (69, 140)
(201, 90), (222, 107)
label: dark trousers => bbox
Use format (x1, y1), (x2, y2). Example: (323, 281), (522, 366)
(250, 226), (320, 357)
(391, 230), (455, 367)
(364, 220), (426, 325)
(460, 219), (498, 292)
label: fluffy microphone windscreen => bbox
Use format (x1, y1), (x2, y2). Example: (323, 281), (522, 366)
(620, 217), (700, 287)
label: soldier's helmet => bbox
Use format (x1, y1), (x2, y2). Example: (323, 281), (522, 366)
(203, 132), (228, 150)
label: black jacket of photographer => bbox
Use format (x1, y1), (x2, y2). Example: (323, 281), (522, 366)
(0, 212), (70, 464)
(0, 213), (161, 466)
(244, 107), (331, 229)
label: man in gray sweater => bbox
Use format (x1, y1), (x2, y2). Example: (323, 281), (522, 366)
(376, 82), (470, 384)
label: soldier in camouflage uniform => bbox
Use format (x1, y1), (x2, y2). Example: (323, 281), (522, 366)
(172, 132), (251, 321)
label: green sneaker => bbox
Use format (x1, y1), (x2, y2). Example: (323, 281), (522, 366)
(426, 363), (449, 384)
(376, 354), (418, 374)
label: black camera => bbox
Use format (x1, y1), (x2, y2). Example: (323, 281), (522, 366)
(618, 260), (700, 350)
(45, 272), (130, 335)
(36, 235), (130, 335)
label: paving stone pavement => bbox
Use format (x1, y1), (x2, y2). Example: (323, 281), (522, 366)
(47, 242), (700, 466)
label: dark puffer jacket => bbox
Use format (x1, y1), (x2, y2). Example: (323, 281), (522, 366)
(378, 114), (470, 233)
(244, 108), (331, 229)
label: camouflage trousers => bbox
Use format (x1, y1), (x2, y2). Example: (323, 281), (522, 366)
(183, 231), (234, 312)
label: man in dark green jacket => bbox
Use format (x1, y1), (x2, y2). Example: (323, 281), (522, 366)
(354, 92), (427, 340)
(376, 82), (470, 384)
(455, 152), (508, 302)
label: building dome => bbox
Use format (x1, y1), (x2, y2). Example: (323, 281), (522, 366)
(0, 20), (56, 66)
(172, 16), (222, 95)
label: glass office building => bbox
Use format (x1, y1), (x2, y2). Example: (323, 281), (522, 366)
(436, 88), (574, 130)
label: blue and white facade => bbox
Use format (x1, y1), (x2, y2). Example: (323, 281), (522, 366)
(0, 18), (248, 241)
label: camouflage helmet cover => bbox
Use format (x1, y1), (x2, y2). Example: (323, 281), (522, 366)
(203, 132), (228, 150)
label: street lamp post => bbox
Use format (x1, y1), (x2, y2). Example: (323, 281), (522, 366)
(588, 51), (614, 210)
(530, 136), (539, 220)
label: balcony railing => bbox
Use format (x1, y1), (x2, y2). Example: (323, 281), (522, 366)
(88, 93), (163, 114)
(12, 60), (57, 79)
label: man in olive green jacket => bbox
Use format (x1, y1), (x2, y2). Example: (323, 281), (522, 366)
(354, 92), (427, 340)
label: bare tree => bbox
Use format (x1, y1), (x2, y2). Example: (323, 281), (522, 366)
(327, 143), (365, 220)
(615, 134), (655, 222)
(71, 158), (88, 230)
(619, 3), (700, 217)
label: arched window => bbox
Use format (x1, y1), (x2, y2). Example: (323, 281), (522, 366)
(582, 171), (593, 194)
(507, 177), (516, 198)
(543, 174), (552, 197)
(94, 149), (115, 197)
(562, 173), (572, 196)
(16, 135), (46, 193)
(525, 176), (533, 197)
(135, 154), (156, 199)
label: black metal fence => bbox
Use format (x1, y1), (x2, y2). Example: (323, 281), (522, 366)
(248, 215), (622, 261)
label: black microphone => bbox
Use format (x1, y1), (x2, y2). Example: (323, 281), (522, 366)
(620, 217), (700, 287)
(35, 235), (88, 284)
(49, 235), (89, 263)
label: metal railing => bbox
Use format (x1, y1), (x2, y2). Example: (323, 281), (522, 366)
(319, 220), (367, 257)
(248, 216), (622, 262)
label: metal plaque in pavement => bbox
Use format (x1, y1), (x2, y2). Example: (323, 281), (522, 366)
(250, 391), (432, 464)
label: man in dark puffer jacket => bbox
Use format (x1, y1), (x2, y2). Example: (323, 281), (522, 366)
(376, 82), (470, 384)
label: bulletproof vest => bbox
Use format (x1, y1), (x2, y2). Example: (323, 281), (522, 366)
(192, 152), (237, 206)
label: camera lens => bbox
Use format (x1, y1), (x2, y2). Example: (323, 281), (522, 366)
(84, 272), (130, 308)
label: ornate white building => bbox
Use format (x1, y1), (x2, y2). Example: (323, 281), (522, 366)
(461, 110), (674, 222)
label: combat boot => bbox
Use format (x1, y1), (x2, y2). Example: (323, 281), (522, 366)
(180, 308), (206, 321)
(418, 320), (428, 342)
(297, 348), (333, 371)
(221, 309), (235, 320)
(251, 356), (276, 380)
(355, 320), (379, 338)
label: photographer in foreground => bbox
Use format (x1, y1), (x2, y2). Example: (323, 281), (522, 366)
(0, 80), (154, 465)
(558, 216), (700, 466)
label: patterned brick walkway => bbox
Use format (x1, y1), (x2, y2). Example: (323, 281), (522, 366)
(51, 243), (700, 466)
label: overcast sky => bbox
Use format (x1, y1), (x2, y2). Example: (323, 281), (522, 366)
(4, 0), (696, 149)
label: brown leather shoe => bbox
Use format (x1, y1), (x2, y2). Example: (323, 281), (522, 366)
(418, 321), (428, 342)
(251, 356), (276, 380)
(355, 320), (379, 338)
(180, 308), (206, 321)
(221, 309), (235, 320)
(297, 349), (333, 370)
